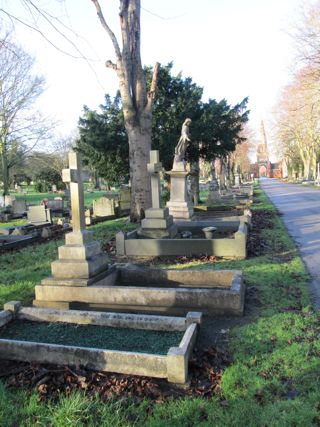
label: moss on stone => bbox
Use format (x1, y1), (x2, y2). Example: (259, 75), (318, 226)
(0, 320), (184, 355)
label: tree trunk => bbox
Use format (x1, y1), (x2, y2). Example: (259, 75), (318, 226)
(189, 160), (200, 205)
(126, 117), (152, 219)
(1, 152), (9, 196)
(225, 158), (232, 188)
(91, 0), (159, 222)
(219, 159), (227, 190)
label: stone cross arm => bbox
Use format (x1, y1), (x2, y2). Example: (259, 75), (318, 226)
(62, 167), (90, 184)
(147, 162), (162, 174)
(62, 151), (89, 232)
(147, 150), (163, 209)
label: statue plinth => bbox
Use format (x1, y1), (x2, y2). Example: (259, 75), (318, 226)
(166, 162), (194, 220)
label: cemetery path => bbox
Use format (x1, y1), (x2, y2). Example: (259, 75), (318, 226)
(260, 178), (320, 309)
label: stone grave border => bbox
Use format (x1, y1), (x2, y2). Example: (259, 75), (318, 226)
(0, 302), (201, 384)
(117, 220), (248, 259)
(34, 264), (245, 316)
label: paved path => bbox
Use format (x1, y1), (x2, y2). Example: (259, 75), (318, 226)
(260, 178), (320, 309)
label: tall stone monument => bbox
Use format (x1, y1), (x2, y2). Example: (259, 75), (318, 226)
(166, 119), (194, 220)
(36, 151), (109, 293)
(256, 121), (270, 177)
(138, 150), (177, 238)
(207, 159), (221, 205)
(234, 163), (241, 187)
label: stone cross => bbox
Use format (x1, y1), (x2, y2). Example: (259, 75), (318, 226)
(62, 151), (89, 232)
(147, 150), (162, 209)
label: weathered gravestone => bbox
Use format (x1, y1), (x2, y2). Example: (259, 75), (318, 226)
(34, 151), (109, 307)
(93, 195), (119, 218)
(0, 195), (16, 208)
(11, 200), (27, 218)
(119, 186), (131, 215)
(27, 205), (52, 225)
(46, 199), (64, 215)
(207, 162), (221, 205)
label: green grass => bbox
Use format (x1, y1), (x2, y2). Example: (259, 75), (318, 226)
(0, 218), (27, 228)
(0, 190), (109, 229)
(14, 189), (107, 207)
(0, 187), (319, 426)
(0, 218), (134, 307)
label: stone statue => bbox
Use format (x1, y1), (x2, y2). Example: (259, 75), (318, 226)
(174, 118), (192, 162)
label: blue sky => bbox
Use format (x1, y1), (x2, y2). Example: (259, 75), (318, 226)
(4, 0), (304, 156)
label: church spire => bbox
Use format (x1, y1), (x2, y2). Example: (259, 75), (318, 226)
(260, 120), (268, 150)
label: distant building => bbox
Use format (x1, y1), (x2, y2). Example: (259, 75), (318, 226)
(251, 121), (282, 178)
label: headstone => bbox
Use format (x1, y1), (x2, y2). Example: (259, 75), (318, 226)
(234, 173), (241, 187)
(12, 199), (27, 217)
(207, 180), (221, 205)
(27, 205), (52, 225)
(119, 187), (131, 214)
(52, 184), (57, 192)
(93, 196), (118, 217)
(207, 162), (221, 205)
(46, 199), (64, 212)
(40, 151), (109, 286)
(0, 195), (16, 207)
(139, 151), (177, 238)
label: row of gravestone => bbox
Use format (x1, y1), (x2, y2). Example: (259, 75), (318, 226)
(0, 185), (131, 227)
(92, 188), (131, 218)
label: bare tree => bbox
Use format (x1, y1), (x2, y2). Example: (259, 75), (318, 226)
(1, 1), (160, 219)
(91, 0), (160, 220)
(273, 68), (320, 180)
(229, 124), (256, 179)
(293, 1), (320, 80)
(0, 34), (52, 195)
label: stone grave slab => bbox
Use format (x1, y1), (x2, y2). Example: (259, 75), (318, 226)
(0, 234), (38, 252)
(34, 263), (245, 316)
(117, 221), (248, 259)
(0, 302), (201, 384)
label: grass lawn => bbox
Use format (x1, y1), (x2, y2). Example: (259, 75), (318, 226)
(0, 187), (319, 426)
(14, 189), (108, 207)
(0, 190), (109, 229)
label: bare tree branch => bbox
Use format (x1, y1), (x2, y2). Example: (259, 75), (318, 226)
(91, 0), (122, 61)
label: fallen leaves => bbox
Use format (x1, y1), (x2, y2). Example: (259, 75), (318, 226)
(247, 210), (275, 257)
(0, 346), (230, 403)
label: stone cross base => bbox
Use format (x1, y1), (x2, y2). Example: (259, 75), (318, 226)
(41, 230), (109, 287)
(138, 208), (178, 239)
